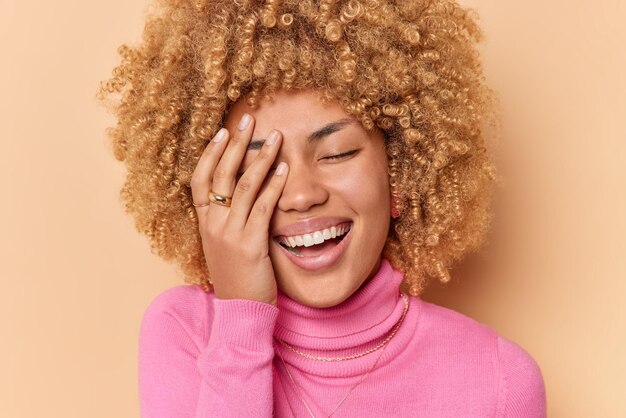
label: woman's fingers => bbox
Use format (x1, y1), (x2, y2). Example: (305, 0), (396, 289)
(244, 160), (289, 235)
(227, 129), (283, 229)
(191, 112), (287, 240)
(210, 113), (255, 203)
(190, 127), (230, 217)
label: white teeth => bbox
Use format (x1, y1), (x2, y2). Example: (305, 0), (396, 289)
(303, 234), (315, 247)
(313, 231), (324, 245)
(279, 223), (351, 248)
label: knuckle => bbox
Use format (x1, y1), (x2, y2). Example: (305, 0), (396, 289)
(236, 177), (253, 193)
(202, 226), (218, 242)
(230, 134), (244, 145)
(190, 172), (206, 187)
(256, 150), (270, 162)
(206, 228), (231, 248)
(212, 167), (228, 181)
(253, 201), (270, 217)
(270, 174), (284, 189)
(200, 145), (212, 159)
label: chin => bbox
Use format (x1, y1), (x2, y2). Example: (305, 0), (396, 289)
(279, 279), (353, 308)
(292, 291), (349, 309)
(280, 277), (358, 308)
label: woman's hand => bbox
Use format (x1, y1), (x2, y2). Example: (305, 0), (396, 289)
(190, 113), (288, 306)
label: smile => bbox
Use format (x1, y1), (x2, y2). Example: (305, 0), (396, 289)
(274, 222), (353, 271)
(277, 222), (351, 249)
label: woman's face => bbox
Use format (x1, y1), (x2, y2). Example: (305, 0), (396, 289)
(223, 89), (391, 308)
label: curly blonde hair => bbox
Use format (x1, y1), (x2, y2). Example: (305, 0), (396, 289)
(98, 0), (498, 296)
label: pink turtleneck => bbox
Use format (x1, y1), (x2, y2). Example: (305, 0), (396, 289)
(138, 258), (546, 417)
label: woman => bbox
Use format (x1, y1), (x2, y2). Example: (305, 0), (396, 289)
(99, 0), (547, 416)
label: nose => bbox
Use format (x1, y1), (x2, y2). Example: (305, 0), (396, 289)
(276, 162), (329, 213)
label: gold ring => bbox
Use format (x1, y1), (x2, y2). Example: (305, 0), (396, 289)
(208, 191), (232, 207)
(192, 191), (232, 208)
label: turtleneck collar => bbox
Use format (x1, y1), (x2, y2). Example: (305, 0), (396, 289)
(273, 257), (419, 377)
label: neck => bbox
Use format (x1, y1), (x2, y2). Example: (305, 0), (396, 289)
(273, 257), (413, 377)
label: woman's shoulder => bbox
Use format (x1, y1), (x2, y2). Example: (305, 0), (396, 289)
(143, 284), (211, 319)
(414, 297), (543, 369)
(143, 284), (211, 313)
(413, 297), (500, 344)
(414, 298), (547, 416)
(140, 284), (212, 347)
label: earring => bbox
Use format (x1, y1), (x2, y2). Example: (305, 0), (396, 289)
(391, 193), (400, 219)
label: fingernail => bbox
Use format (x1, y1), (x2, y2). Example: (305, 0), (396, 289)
(213, 128), (227, 143)
(275, 162), (288, 176)
(266, 130), (279, 146)
(238, 113), (251, 131)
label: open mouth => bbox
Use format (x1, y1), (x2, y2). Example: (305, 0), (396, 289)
(276, 222), (352, 258)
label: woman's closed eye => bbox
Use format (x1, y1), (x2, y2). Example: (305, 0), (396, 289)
(237, 150), (360, 178)
(322, 149), (359, 160)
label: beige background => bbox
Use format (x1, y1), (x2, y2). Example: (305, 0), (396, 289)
(1, 0), (624, 416)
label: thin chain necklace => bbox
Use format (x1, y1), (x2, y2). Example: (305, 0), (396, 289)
(274, 293), (409, 362)
(273, 292), (409, 417)
(275, 338), (388, 417)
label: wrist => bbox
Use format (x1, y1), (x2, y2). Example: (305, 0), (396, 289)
(209, 297), (280, 351)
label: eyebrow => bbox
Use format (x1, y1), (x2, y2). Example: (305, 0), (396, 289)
(246, 118), (356, 151)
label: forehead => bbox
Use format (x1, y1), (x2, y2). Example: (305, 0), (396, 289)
(223, 89), (354, 139)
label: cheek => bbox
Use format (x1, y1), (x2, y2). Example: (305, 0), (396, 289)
(331, 163), (390, 217)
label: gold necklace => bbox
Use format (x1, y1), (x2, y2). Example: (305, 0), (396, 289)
(273, 292), (409, 362)
(273, 292), (409, 417)
(275, 338), (388, 417)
